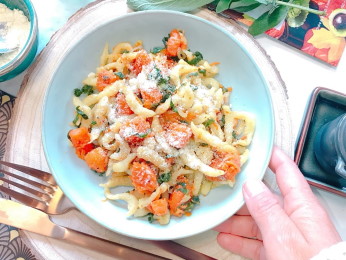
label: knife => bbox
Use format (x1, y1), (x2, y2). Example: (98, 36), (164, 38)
(0, 199), (217, 260)
(152, 240), (217, 260)
(0, 199), (168, 260)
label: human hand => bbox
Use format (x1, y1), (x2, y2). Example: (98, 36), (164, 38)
(214, 146), (342, 260)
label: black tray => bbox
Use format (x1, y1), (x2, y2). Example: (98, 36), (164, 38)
(294, 87), (346, 197)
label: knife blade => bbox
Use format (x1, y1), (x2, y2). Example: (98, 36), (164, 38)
(152, 240), (217, 260)
(0, 199), (168, 260)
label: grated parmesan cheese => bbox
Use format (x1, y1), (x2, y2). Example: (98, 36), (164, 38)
(0, 3), (30, 67)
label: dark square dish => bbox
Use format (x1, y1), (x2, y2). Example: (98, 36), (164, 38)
(294, 87), (346, 197)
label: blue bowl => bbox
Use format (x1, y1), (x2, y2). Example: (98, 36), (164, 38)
(42, 11), (274, 240)
(0, 0), (38, 82)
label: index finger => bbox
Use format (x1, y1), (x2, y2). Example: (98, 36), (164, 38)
(269, 146), (315, 200)
(269, 146), (342, 244)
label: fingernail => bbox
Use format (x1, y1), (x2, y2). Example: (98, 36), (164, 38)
(243, 180), (267, 198)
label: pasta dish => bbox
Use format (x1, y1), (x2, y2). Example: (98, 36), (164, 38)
(67, 29), (255, 225)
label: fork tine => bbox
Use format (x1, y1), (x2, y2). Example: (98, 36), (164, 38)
(0, 161), (76, 215)
(0, 185), (48, 212)
(0, 176), (51, 201)
(0, 169), (55, 194)
(0, 160), (56, 185)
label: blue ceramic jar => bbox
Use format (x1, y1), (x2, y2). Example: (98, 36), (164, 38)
(314, 113), (346, 178)
(0, 0), (38, 82)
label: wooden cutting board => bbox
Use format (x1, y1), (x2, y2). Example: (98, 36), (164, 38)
(4, 0), (292, 259)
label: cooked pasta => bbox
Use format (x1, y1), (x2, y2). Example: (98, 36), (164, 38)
(67, 29), (255, 224)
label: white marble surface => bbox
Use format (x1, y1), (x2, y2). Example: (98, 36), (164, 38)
(0, 0), (345, 245)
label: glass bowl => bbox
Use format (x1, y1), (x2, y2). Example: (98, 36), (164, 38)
(0, 0), (38, 82)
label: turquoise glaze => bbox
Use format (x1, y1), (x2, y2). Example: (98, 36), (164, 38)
(0, 0), (38, 82)
(42, 11), (274, 240)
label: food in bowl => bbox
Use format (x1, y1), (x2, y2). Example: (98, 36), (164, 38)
(0, 0), (38, 82)
(0, 3), (30, 67)
(67, 29), (255, 224)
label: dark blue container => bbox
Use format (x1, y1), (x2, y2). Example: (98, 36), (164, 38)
(314, 113), (346, 179)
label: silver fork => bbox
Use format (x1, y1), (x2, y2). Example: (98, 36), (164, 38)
(0, 160), (75, 215)
(0, 161), (175, 259)
(0, 160), (217, 260)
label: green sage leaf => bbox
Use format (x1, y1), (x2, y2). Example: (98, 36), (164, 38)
(127, 0), (214, 12)
(248, 5), (288, 36)
(253, 0), (273, 5)
(216, 0), (232, 12)
(231, 3), (261, 12)
(236, 0), (260, 4)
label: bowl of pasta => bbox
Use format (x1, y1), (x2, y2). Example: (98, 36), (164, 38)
(42, 10), (274, 240)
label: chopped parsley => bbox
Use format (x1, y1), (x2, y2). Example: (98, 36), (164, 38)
(182, 196), (200, 212)
(72, 114), (80, 127)
(198, 69), (206, 76)
(151, 103), (160, 109)
(160, 84), (176, 103)
(170, 100), (178, 113)
(187, 72), (199, 77)
(114, 71), (125, 79)
(149, 67), (169, 86)
(190, 85), (198, 91)
(221, 86), (229, 93)
(91, 120), (97, 125)
(202, 118), (215, 127)
(74, 88), (82, 97)
(178, 187), (188, 194)
(232, 131), (238, 139)
(170, 56), (180, 62)
(93, 170), (105, 176)
(163, 84), (176, 94)
(149, 67), (161, 80)
(187, 51), (203, 65)
(191, 196), (200, 204)
(176, 182), (188, 194)
(151, 46), (164, 54)
(158, 77), (168, 85)
(158, 172), (171, 184)
(135, 129), (151, 138)
(147, 213), (154, 223)
(179, 120), (189, 125)
(74, 85), (94, 97)
(220, 115), (226, 127)
(76, 106), (89, 119)
(162, 34), (170, 47)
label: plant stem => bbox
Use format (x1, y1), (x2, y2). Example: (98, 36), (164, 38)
(276, 0), (325, 15)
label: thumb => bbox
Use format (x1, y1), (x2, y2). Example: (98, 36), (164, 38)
(242, 180), (297, 240)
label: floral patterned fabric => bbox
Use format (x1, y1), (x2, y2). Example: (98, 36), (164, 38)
(0, 91), (37, 260)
